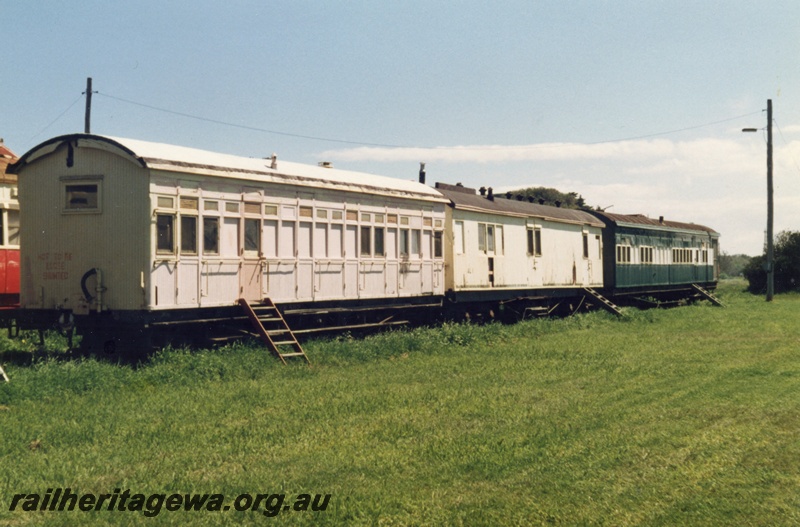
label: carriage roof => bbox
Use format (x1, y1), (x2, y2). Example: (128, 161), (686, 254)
(10, 134), (446, 203)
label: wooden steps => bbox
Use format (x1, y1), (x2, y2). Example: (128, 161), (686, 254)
(238, 298), (310, 365)
(692, 284), (724, 307)
(583, 288), (624, 317)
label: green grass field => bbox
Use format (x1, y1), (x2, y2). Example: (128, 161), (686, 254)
(1, 280), (799, 526)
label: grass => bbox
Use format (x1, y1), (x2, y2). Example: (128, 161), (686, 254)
(1, 280), (799, 525)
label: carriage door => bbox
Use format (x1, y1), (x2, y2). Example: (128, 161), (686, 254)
(241, 207), (263, 302)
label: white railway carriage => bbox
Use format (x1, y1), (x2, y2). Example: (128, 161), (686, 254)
(435, 183), (605, 316)
(10, 134), (447, 349)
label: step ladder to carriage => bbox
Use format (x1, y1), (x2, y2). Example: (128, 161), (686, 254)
(692, 284), (724, 307)
(0, 364), (9, 382)
(238, 298), (310, 365)
(583, 288), (624, 317)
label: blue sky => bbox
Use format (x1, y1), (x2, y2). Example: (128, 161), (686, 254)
(4, 1), (799, 255)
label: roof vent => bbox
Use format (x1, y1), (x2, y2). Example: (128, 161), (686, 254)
(555, 200), (562, 208)
(479, 186), (487, 196)
(538, 198), (545, 205)
(505, 192), (513, 199)
(318, 161), (333, 169)
(659, 216), (664, 224)
(516, 194), (524, 201)
(527, 196), (535, 203)
(269, 154), (277, 169)
(487, 187), (494, 201)
(418, 162), (426, 184)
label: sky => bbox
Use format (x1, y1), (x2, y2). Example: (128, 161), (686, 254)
(3, 0), (799, 255)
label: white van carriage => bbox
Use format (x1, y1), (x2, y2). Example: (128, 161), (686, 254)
(10, 134), (448, 350)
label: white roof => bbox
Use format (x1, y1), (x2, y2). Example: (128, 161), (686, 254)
(16, 134), (446, 203)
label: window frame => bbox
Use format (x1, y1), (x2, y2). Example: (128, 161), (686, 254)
(203, 216), (220, 256)
(156, 213), (176, 255)
(61, 176), (103, 214)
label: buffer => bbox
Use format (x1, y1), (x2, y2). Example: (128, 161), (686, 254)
(238, 298), (310, 365)
(583, 288), (624, 317)
(692, 284), (724, 307)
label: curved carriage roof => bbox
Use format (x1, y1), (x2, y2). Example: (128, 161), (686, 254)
(590, 210), (719, 236)
(9, 134), (446, 203)
(436, 185), (604, 227)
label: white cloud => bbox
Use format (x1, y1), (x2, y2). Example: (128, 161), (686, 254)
(319, 137), (800, 255)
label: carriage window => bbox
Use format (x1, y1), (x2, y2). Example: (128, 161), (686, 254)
(640, 246), (654, 264)
(582, 233), (589, 259)
(7, 210), (19, 246)
(156, 214), (175, 254)
(244, 218), (260, 252)
(400, 229), (410, 257)
(360, 226), (372, 256)
(534, 229), (542, 256)
(486, 225), (495, 253)
(180, 216), (198, 254)
(411, 229), (421, 256)
(434, 231), (443, 258)
(374, 227), (385, 257)
(527, 228), (535, 255)
(617, 245), (632, 264)
(64, 183), (99, 211)
(203, 217), (219, 255)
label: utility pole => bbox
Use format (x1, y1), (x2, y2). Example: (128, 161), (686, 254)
(766, 99), (774, 301)
(742, 99), (774, 302)
(84, 77), (94, 133)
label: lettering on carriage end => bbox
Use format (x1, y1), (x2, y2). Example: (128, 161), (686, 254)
(38, 252), (73, 281)
(8, 488), (332, 518)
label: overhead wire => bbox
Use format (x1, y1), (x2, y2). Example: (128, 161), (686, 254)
(27, 93), (85, 144)
(773, 119), (800, 177)
(97, 91), (762, 151)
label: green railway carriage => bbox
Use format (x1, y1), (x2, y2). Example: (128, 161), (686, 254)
(589, 211), (719, 298)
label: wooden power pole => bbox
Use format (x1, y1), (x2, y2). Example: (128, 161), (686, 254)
(84, 77), (93, 133)
(766, 99), (774, 301)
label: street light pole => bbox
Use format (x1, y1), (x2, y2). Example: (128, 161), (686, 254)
(742, 99), (774, 301)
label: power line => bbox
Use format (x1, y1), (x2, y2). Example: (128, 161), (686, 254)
(96, 91), (761, 151)
(96, 92), (406, 148)
(773, 118), (800, 176)
(28, 93), (85, 143)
